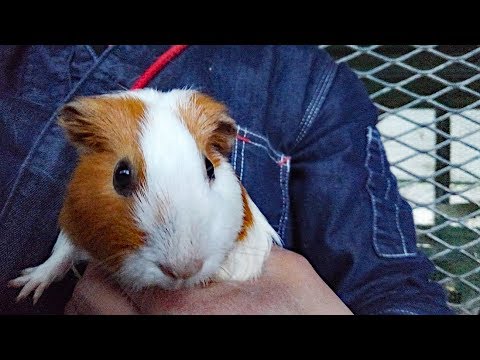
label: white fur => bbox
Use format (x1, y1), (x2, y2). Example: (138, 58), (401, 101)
(215, 194), (282, 282)
(120, 89), (281, 289)
(119, 89), (246, 289)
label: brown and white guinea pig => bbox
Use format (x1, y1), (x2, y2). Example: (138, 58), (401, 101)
(9, 89), (282, 304)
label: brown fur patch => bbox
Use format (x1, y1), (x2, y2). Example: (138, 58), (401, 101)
(58, 95), (148, 269)
(179, 92), (237, 167)
(59, 152), (145, 270)
(237, 185), (254, 242)
(58, 95), (146, 183)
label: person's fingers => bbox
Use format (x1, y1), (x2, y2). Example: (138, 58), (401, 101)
(267, 247), (353, 314)
(64, 264), (140, 315)
(122, 249), (292, 314)
(65, 247), (352, 315)
(63, 250), (287, 314)
(123, 247), (318, 315)
(123, 280), (237, 314)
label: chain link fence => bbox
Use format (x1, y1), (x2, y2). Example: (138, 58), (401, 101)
(321, 45), (480, 315)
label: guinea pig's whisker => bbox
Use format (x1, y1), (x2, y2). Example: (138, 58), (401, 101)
(117, 282), (141, 312)
(219, 265), (233, 278)
(214, 244), (265, 257)
(88, 250), (131, 271)
(220, 243), (266, 252)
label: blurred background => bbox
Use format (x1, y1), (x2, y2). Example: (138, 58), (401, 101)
(321, 45), (480, 315)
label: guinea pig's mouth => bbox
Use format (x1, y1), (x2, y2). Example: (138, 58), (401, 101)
(118, 251), (224, 291)
(154, 257), (223, 290)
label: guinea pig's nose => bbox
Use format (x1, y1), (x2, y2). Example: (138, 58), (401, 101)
(158, 259), (204, 280)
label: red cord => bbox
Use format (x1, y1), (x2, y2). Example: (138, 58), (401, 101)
(131, 45), (189, 89)
(236, 135), (251, 143)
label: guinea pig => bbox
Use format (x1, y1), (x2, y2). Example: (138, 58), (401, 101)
(9, 88), (282, 305)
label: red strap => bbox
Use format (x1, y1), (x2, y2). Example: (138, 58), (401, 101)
(131, 45), (189, 89)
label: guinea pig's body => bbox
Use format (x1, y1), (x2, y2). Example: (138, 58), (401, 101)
(9, 89), (281, 304)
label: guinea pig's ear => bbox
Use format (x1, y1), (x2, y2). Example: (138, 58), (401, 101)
(57, 97), (109, 152)
(192, 93), (238, 158)
(209, 108), (237, 158)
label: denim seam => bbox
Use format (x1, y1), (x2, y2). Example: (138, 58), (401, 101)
(242, 140), (282, 163)
(234, 126), (289, 243)
(233, 127), (239, 171)
(29, 165), (57, 182)
(366, 127), (380, 256)
(376, 135), (391, 200)
(385, 178), (392, 200)
(278, 156), (290, 243)
(84, 45), (99, 61)
(395, 201), (411, 255)
(245, 130), (283, 157)
(239, 128), (247, 181)
(279, 157), (285, 237)
(365, 127), (416, 258)
(375, 129), (414, 256)
(292, 75), (323, 147)
(380, 146), (392, 201)
(373, 308), (419, 315)
(236, 126), (283, 164)
(292, 61), (337, 149)
(0, 46), (117, 223)
(285, 159), (291, 241)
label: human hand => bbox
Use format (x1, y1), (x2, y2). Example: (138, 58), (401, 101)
(64, 247), (352, 315)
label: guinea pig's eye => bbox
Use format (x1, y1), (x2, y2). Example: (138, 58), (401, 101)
(205, 157), (215, 181)
(113, 159), (134, 196)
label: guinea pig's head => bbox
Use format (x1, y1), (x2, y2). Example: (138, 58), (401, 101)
(58, 89), (248, 290)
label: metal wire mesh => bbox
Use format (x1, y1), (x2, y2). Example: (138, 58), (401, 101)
(321, 45), (480, 315)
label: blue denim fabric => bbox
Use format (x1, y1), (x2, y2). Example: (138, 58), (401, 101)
(0, 45), (453, 314)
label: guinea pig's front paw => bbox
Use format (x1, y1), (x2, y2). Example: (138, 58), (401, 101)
(8, 231), (77, 305)
(8, 263), (68, 305)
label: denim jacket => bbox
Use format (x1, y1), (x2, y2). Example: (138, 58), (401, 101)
(0, 45), (453, 314)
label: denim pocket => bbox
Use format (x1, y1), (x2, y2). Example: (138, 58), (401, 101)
(230, 126), (291, 244)
(365, 126), (417, 258)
